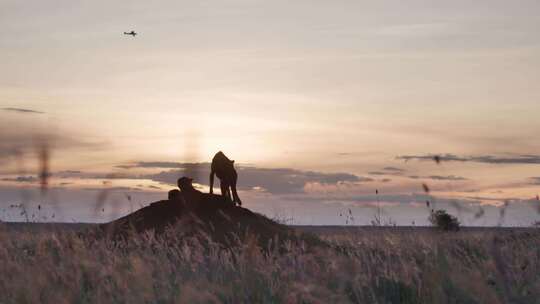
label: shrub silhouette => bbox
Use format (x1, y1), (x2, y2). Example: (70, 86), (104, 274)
(429, 210), (460, 231)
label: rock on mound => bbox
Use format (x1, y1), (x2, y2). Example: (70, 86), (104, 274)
(98, 192), (303, 249)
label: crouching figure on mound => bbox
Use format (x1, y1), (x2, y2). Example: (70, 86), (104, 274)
(209, 151), (242, 206)
(177, 176), (234, 207)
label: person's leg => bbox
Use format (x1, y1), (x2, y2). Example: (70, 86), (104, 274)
(231, 178), (241, 206)
(220, 181), (231, 201)
(209, 170), (215, 194)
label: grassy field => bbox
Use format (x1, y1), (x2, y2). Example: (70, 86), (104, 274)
(0, 222), (539, 303)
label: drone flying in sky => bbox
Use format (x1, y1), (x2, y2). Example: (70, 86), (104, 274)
(123, 31), (137, 37)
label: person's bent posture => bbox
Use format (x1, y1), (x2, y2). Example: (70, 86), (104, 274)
(209, 151), (241, 206)
(168, 189), (181, 201)
(177, 177), (201, 203)
(178, 176), (233, 207)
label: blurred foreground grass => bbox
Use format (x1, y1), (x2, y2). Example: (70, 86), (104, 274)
(0, 222), (539, 303)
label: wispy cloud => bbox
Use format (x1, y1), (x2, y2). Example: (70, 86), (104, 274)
(397, 153), (540, 165)
(368, 167), (466, 181)
(383, 167), (405, 172)
(82, 186), (143, 192)
(368, 167), (405, 176)
(115, 161), (189, 169)
(282, 192), (483, 209)
(408, 175), (468, 181)
(1, 176), (38, 183)
(116, 161), (364, 194)
(2, 107), (44, 114)
(368, 171), (390, 176)
(530, 177), (540, 185)
(0, 119), (107, 165)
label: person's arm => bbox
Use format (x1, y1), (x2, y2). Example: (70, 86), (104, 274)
(209, 169), (215, 194)
(231, 172), (241, 206)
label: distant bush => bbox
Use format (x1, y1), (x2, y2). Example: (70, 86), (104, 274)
(429, 210), (460, 231)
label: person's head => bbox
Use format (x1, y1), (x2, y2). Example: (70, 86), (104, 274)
(168, 189), (181, 201)
(177, 177), (194, 192)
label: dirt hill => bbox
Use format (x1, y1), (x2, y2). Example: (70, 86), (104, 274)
(97, 190), (320, 249)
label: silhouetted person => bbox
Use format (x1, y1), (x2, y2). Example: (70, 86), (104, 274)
(209, 151), (241, 206)
(168, 188), (189, 207)
(167, 189), (180, 201)
(177, 177), (201, 202)
(178, 176), (233, 207)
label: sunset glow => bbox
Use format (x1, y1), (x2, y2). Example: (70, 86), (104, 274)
(1, 0), (539, 225)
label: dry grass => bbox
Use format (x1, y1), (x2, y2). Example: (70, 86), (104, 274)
(0, 223), (539, 303)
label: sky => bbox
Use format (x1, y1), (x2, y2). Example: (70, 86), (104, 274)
(1, 0), (540, 225)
